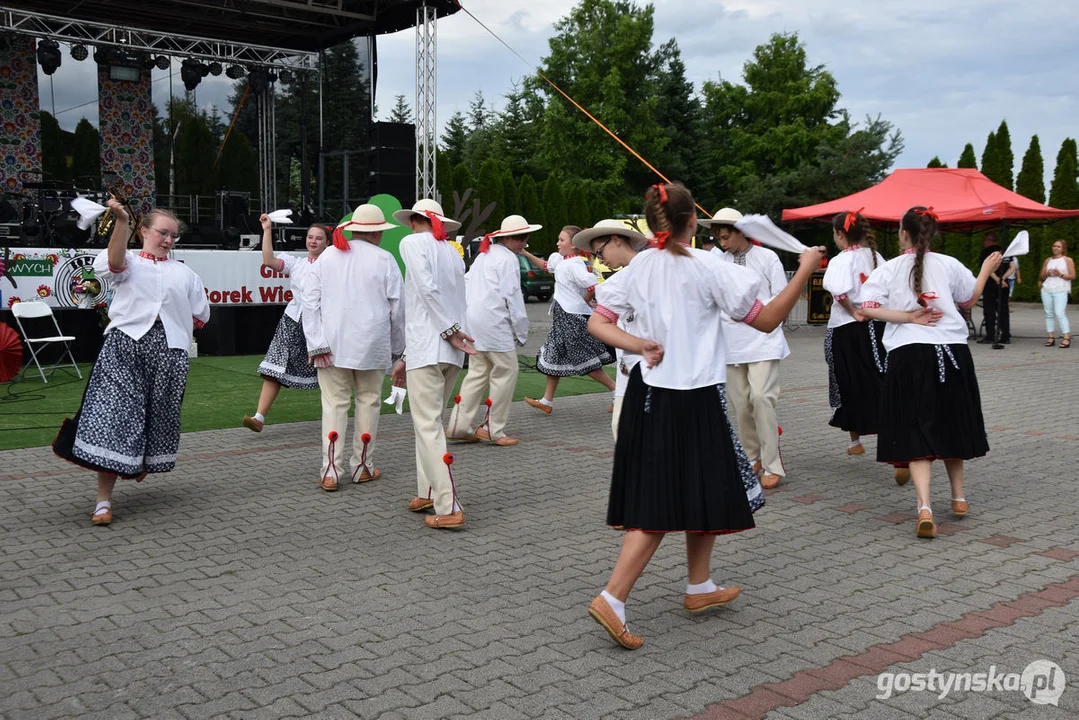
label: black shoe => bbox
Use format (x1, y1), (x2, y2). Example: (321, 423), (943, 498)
(977, 337), (994, 344)
(1000, 337), (1011, 344)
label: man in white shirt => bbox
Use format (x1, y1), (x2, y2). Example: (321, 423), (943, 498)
(448, 214), (537, 447)
(304, 204), (405, 492)
(393, 199), (476, 529)
(703, 207), (791, 489)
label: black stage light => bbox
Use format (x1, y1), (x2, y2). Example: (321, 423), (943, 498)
(70, 43), (88, 61)
(155, 55), (170, 70)
(226, 64), (245, 80)
(37, 39), (61, 75)
(208, 62), (222, 76)
(247, 67), (269, 94)
(181, 58), (204, 92)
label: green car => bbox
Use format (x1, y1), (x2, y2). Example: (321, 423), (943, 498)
(518, 254), (553, 302)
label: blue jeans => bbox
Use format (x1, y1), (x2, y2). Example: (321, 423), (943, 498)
(1042, 289), (1070, 334)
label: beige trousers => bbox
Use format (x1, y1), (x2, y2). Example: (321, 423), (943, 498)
(448, 350), (519, 439)
(407, 363), (461, 514)
(726, 360), (784, 477)
(318, 367), (385, 481)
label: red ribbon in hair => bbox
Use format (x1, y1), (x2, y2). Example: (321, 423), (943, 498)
(843, 207), (865, 232)
(333, 226), (350, 251)
(423, 211), (447, 241)
(651, 183), (668, 204)
(650, 231), (671, 249)
(914, 206), (939, 222)
(916, 291), (939, 308)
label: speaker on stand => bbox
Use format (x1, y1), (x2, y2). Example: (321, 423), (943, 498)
(368, 122), (417, 207)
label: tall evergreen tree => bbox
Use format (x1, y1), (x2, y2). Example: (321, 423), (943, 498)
(441, 111), (469, 168)
(501, 170), (519, 215)
(518, 173), (544, 240)
(388, 94), (412, 123)
(475, 158), (504, 229)
(957, 144), (978, 169)
(71, 118), (101, 184)
(38, 111), (71, 182)
(994, 120), (1015, 190)
(1049, 138), (1079, 246)
(543, 175), (568, 250)
(467, 91), (491, 132)
(436, 150), (454, 207)
(566, 181), (591, 229)
(1015, 135), (1046, 204)
(496, 82), (539, 178)
(453, 163), (475, 200)
(980, 130), (1001, 184)
(653, 40), (701, 194)
(926, 156), (945, 168)
(590, 196), (609, 225)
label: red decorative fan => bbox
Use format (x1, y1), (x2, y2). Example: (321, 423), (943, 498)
(0, 322), (23, 382)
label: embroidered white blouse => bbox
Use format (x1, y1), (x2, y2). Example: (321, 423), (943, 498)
(94, 250), (210, 354)
(822, 246), (887, 328)
(301, 240), (405, 370)
(275, 252), (315, 322)
(399, 231), (468, 370)
(595, 248), (763, 390)
(714, 244), (790, 364)
(552, 255), (597, 316)
(464, 242), (529, 353)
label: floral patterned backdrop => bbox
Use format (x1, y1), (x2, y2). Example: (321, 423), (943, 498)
(98, 67), (155, 214)
(0, 36), (42, 193)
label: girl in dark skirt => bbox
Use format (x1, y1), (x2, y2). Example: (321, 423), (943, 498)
(241, 215), (330, 432)
(584, 182), (824, 649)
(861, 206), (1001, 539)
(53, 201), (210, 525)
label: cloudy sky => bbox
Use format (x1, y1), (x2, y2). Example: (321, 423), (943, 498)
(42, 0), (1077, 189)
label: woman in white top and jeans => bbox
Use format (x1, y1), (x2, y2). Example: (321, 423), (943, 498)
(584, 182), (823, 650)
(1040, 239), (1074, 348)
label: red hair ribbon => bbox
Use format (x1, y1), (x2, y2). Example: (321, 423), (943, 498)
(332, 226), (350, 251)
(651, 183), (668, 204)
(650, 231), (671, 249)
(423, 211), (447, 241)
(843, 207), (865, 232)
(917, 291), (939, 308)
(914, 206), (939, 222)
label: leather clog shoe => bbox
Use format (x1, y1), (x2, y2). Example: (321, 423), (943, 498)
(475, 427), (519, 446)
(760, 473), (780, 489)
(242, 415), (264, 433)
(408, 496), (434, 512)
(524, 397), (552, 415)
(951, 499), (969, 516)
(684, 585), (741, 613)
(916, 509), (936, 539)
(354, 466), (381, 483)
(447, 431), (481, 443)
(846, 443), (865, 456)
(425, 510), (465, 529)
(320, 476), (338, 492)
(588, 595), (643, 650)
(91, 508), (112, 526)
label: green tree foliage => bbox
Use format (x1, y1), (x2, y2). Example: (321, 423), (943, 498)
(994, 120), (1015, 190)
(501, 170), (520, 215)
(1048, 138), (1079, 252)
(957, 143), (978, 169)
(495, 82), (540, 178)
(441, 111), (468, 167)
(475, 158), (505, 230)
(1015, 135), (1046, 204)
(590, 195), (609, 225)
(71, 119), (101, 185)
(543, 175), (568, 251)
(217, 129), (259, 196)
(653, 39), (702, 191)
(453, 163), (475, 201)
(565, 181), (591, 229)
(388, 94), (412, 123)
(927, 156), (945, 168)
(980, 130), (1001, 184)
(518, 173), (544, 238)
(39, 111), (71, 182)
(436, 150), (454, 208)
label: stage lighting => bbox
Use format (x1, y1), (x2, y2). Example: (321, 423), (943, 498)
(226, 64), (245, 80)
(248, 68), (269, 94)
(36, 39), (62, 75)
(208, 62), (222, 76)
(181, 58), (205, 92)
(279, 69), (294, 84)
(70, 44), (88, 62)
(154, 55), (170, 70)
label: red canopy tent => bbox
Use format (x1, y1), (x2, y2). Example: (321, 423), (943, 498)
(781, 168), (1079, 226)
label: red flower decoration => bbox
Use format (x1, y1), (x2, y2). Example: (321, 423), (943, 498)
(443, 453), (454, 465)
(328, 431), (339, 442)
(454, 394), (462, 404)
(36, 284), (51, 298)
(360, 433), (371, 444)
(46, 254), (59, 266)
(484, 398), (492, 407)
(7, 296), (21, 307)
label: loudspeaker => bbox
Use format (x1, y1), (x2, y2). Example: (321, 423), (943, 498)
(216, 191), (251, 231)
(369, 121), (416, 207)
(371, 122), (414, 149)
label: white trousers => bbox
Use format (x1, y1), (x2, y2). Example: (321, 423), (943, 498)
(448, 350), (519, 439)
(318, 367), (385, 481)
(407, 363), (461, 515)
(726, 360), (784, 477)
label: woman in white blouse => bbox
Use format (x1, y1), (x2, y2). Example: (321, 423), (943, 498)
(1039, 239), (1074, 348)
(242, 215), (329, 432)
(53, 200), (210, 526)
(584, 182), (824, 649)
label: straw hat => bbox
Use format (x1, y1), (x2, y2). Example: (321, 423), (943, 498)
(391, 198), (462, 233)
(338, 203), (398, 232)
(697, 207), (744, 227)
(488, 214), (543, 238)
(573, 219), (650, 253)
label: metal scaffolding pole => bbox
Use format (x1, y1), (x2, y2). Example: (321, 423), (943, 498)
(415, 2), (437, 202)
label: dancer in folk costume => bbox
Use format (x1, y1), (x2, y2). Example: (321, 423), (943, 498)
(242, 216), (330, 432)
(447, 215), (536, 447)
(525, 225), (616, 415)
(821, 210), (911, 482)
(303, 204), (405, 491)
(53, 202), (210, 526)
(701, 208), (790, 489)
(585, 183), (824, 649)
(571, 220), (647, 441)
(860, 207), (1000, 538)
(395, 199), (476, 529)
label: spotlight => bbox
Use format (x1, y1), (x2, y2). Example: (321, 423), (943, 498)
(93, 47), (110, 65)
(180, 58), (204, 92)
(70, 44), (88, 62)
(155, 55), (170, 70)
(208, 62), (222, 76)
(36, 39), (61, 75)
(279, 69), (294, 84)
(247, 67), (269, 94)
(225, 64), (245, 80)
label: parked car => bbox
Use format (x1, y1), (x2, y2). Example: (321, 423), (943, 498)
(518, 254), (553, 302)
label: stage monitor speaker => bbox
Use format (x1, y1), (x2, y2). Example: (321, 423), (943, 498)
(216, 191), (251, 231)
(371, 121), (415, 150)
(280, 227), (309, 250)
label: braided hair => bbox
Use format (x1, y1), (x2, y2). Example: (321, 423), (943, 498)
(900, 206), (938, 299)
(643, 182), (693, 256)
(831, 211), (879, 269)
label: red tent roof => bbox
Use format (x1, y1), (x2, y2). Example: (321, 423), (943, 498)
(781, 168), (1079, 226)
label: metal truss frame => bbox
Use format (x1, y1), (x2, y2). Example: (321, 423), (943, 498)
(414, 2), (437, 202)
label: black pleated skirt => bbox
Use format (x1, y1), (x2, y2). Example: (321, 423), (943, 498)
(607, 366), (757, 534)
(876, 343), (989, 464)
(828, 320), (886, 435)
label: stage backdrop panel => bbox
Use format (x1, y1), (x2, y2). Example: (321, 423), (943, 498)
(98, 67), (155, 214)
(0, 35), (42, 193)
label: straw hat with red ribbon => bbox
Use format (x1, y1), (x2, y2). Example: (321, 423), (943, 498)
(478, 214), (543, 253)
(573, 219), (650, 253)
(392, 199), (462, 241)
(332, 203), (399, 250)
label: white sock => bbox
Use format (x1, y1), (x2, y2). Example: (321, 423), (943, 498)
(94, 500), (111, 516)
(919, 506), (933, 514)
(848, 439), (862, 448)
(953, 497), (966, 502)
(539, 397), (553, 407)
(254, 412), (266, 423)
(601, 590), (626, 624)
(452, 500), (461, 513)
(687, 579), (718, 595)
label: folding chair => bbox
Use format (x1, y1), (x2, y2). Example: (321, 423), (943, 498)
(10, 301), (83, 384)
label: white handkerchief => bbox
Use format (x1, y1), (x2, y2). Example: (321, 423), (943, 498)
(384, 386), (407, 414)
(267, 209), (293, 224)
(71, 196), (108, 232)
(1003, 230), (1029, 258)
(734, 214), (810, 254)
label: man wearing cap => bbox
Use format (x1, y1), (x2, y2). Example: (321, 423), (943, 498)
(303, 204), (405, 491)
(394, 199), (476, 529)
(447, 215), (537, 447)
(700, 207), (790, 489)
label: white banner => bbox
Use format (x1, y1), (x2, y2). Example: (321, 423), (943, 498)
(1, 247), (306, 309)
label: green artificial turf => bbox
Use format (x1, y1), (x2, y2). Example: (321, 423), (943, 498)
(0, 355), (614, 451)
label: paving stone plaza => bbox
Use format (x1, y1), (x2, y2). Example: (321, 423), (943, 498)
(2, 304), (1077, 719)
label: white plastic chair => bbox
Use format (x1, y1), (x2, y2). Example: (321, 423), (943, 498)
(9, 301), (83, 384)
